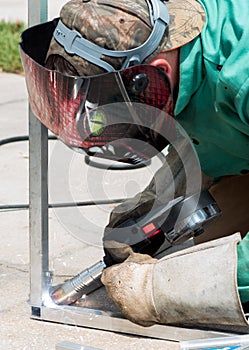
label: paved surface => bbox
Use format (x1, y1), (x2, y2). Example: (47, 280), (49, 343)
(0, 71), (181, 350)
(1, 0), (66, 23)
(0, 3), (181, 348)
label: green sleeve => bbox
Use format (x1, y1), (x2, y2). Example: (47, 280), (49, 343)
(237, 232), (249, 304)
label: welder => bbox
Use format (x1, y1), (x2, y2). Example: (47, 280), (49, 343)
(20, 0), (249, 328)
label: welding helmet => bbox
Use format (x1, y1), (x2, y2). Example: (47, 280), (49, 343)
(20, 0), (175, 164)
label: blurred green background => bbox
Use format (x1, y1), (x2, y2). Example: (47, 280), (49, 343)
(0, 20), (26, 74)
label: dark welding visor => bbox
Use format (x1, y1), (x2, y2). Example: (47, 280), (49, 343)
(20, 20), (175, 164)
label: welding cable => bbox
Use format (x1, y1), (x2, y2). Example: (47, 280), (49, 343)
(0, 134), (57, 145)
(0, 198), (128, 211)
(0, 134), (133, 211)
(0, 135), (149, 169)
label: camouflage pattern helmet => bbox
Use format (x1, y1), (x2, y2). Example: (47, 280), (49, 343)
(164, 0), (205, 51)
(45, 0), (205, 76)
(45, 0), (169, 75)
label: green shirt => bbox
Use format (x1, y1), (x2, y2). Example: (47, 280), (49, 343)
(175, 0), (249, 303)
(237, 233), (249, 304)
(175, 0), (249, 178)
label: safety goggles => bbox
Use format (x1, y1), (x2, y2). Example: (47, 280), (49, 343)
(20, 20), (175, 164)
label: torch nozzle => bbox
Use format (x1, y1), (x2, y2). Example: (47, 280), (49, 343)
(50, 260), (106, 305)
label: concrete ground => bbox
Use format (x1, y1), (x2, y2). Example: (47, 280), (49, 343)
(0, 66), (183, 350)
(0, 3), (179, 349)
(0, 0), (182, 343)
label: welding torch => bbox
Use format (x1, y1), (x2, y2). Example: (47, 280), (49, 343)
(50, 190), (221, 305)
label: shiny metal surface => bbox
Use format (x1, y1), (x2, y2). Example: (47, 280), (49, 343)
(51, 260), (106, 305)
(29, 0), (49, 309)
(38, 304), (233, 342)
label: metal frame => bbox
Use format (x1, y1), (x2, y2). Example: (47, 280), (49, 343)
(28, 1), (240, 349)
(32, 303), (235, 341)
(28, 0), (49, 313)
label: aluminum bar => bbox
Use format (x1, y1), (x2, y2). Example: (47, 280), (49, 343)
(28, 0), (49, 308)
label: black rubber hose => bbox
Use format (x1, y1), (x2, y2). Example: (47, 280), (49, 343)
(0, 134), (135, 211)
(0, 134), (57, 146)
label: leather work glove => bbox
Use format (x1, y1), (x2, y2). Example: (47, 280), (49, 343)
(101, 251), (158, 327)
(103, 240), (134, 265)
(101, 233), (249, 329)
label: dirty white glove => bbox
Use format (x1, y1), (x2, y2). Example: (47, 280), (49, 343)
(102, 233), (249, 329)
(102, 251), (158, 326)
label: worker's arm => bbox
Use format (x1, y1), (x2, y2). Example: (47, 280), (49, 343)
(234, 78), (249, 305)
(101, 233), (248, 328)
